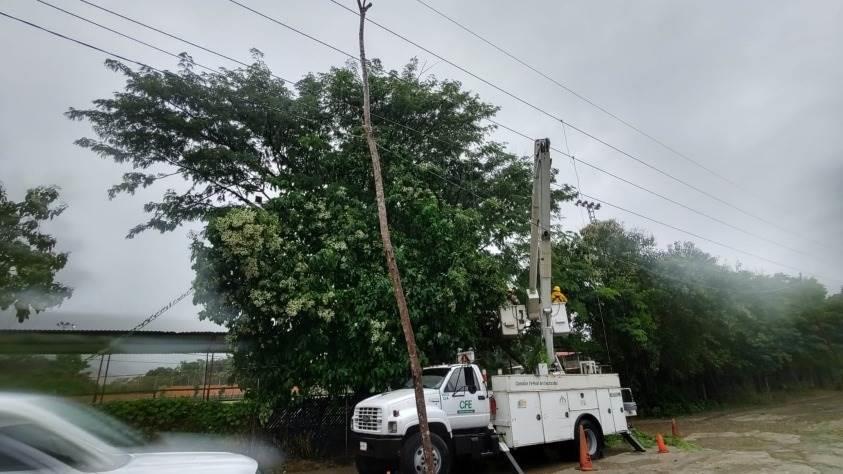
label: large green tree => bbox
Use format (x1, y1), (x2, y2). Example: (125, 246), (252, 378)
(0, 184), (71, 322)
(70, 55), (573, 400)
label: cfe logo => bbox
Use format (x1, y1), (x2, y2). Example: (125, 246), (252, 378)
(458, 400), (474, 413)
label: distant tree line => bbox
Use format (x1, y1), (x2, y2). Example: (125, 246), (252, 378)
(544, 220), (843, 413)
(0, 354), (94, 396)
(106, 358), (235, 393)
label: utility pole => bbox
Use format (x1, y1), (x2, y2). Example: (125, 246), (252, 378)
(355, 2), (435, 473)
(536, 140), (555, 367)
(526, 139), (556, 367)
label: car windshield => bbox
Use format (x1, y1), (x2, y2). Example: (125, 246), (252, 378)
(403, 368), (450, 389)
(35, 398), (146, 448)
(0, 422), (130, 472)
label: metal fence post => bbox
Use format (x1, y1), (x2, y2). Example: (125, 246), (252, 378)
(91, 354), (105, 404)
(344, 392), (349, 457)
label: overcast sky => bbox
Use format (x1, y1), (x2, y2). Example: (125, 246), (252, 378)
(1, 0), (841, 334)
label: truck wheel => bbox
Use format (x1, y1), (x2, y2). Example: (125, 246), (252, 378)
(575, 418), (604, 459)
(355, 455), (387, 474)
(400, 432), (450, 474)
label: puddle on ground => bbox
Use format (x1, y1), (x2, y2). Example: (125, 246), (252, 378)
(731, 413), (789, 422)
(806, 453), (843, 470)
(686, 430), (801, 446)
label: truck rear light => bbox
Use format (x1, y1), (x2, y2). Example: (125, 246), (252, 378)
(490, 395), (497, 415)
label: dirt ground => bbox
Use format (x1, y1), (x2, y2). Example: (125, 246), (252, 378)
(287, 390), (843, 473)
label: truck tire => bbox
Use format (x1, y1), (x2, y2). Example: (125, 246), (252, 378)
(355, 455), (387, 474)
(400, 432), (450, 474)
(575, 417), (605, 459)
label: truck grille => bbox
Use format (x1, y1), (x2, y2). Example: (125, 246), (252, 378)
(353, 406), (383, 432)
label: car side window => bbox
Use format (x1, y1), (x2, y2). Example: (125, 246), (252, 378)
(444, 367), (479, 393)
(444, 369), (464, 392)
(0, 423), (87, 471)
(464, 367), (477, 393)
(0, 453), (36, 472)
(0, 440), (39, 473)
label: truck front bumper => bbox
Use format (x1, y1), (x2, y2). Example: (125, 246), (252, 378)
(354, 433), (403, 460)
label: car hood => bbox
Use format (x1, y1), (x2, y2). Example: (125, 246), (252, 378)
(122, 451), (257, 473)
(359, 388), (441, 410)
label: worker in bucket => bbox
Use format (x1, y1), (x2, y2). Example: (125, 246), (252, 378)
(551, 285), (568, 304)
(506, 288), (521, 305)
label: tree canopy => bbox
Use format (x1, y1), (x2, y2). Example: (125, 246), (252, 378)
(70, 56), (573, 401)
(0, 184), (71, 322)
(70, 55), (842, 412)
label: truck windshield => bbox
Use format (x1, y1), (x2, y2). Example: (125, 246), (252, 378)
(403, 368), (450, 389)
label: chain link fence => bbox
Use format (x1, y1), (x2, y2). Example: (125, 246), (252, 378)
(263, 392), (372, 460)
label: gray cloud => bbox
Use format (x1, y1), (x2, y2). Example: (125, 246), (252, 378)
(1, 0), (841, 331)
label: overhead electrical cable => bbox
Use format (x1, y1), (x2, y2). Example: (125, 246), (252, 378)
(6, 7), (838, 287)
(319, 0), (828, 248)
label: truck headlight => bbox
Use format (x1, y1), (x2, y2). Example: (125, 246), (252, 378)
(388, 421), (397, 434)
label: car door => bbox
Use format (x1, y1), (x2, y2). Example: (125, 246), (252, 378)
(440, 366), (486, 430)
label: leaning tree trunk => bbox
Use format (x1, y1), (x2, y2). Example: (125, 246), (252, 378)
(355, 2), (435, 473)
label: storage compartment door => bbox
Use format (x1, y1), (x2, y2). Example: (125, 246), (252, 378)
(569, 389), (598, 411)
(596, 389), (616, 434)
(508, 392), (545, 447)
(539, 391), (574, 442)
(610, 389), (628, 432)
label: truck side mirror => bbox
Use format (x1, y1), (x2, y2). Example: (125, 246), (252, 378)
(468, 385), (477, 395)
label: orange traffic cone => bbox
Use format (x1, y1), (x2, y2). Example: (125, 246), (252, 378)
(656, 433), (670, 454)
(671, 418), (681, 437)
(576, 424), (595, 471)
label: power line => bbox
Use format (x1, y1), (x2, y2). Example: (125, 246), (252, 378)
(7, 8), (837, 286)
(227, 0), (358, 60)
(73, 0), (496, 161)
(79, 0), (825, 257)
(35, 0), (219, 75)
(557, 123), (611, 363)
(574, 190), (841, 284)
(559, 145), (809, 256)
(378, 137), (815, 295)
(560, 121), (810, 244)
(411, 0), (743, 190)
(321, 0), (827, 249)
(215, 0), (819, 259)
(5, 10), (824, 369)
(77, 0), (254, 69)
(0, 10), (156, 71)
(83, 288), (194, 362)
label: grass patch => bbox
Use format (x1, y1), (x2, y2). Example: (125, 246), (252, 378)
(606, 428), (697, 451)
(664, 434), (700, 451)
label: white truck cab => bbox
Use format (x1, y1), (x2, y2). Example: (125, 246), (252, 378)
(352, 363), (498, 473)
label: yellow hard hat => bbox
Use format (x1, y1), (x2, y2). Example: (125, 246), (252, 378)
(553, 286), (561, 292)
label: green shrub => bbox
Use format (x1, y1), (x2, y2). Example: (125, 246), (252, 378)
(98, 398), (256, 437)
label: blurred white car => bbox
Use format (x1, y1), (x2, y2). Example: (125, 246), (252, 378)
(0, 393), (259, 473)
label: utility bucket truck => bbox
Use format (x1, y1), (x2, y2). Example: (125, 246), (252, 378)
(351, 140), (643, 473)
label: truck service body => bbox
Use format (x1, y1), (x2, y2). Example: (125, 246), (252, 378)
(351, 363), (637, 473)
